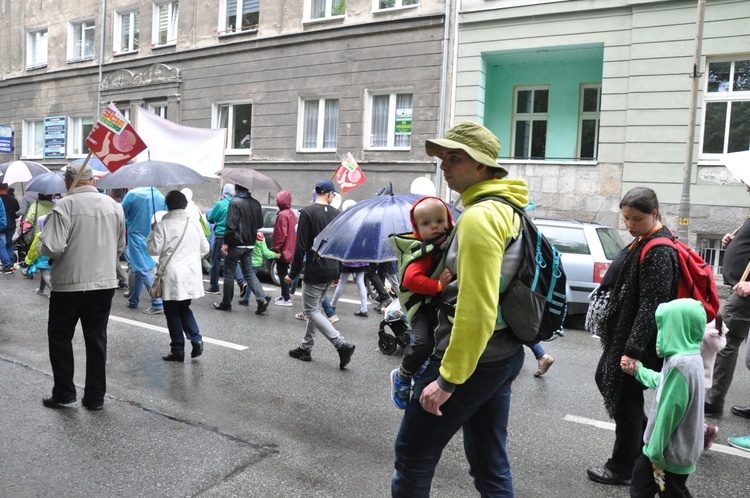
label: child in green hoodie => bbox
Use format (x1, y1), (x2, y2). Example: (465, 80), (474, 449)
(622, 298), (706, 498)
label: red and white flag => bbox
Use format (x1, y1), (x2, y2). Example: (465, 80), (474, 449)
(85, 103), (147, 173)
(334, 153), (367, 194)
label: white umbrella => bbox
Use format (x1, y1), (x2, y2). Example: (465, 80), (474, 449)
(0, 160), (50, 184)
(724, 150), (750, 185)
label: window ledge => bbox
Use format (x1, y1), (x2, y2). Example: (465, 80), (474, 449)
(225, 149), (252, 155)
(299, 148), (338, 153)
(151, 42), (177, 50)
(373, 4), (419, 15)
(501, 158), (599, 167)
(367, 147), (412, 151)
(303, 15), (345, 26)
(218, 27), (259, 38)
(66, 56), (95, 64)
(26, 63), (47, 71)
(113, 50), (139, 57)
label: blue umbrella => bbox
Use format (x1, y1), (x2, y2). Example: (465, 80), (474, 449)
(25, 171), (67, 195)
(70, 157), (110, 177)
(313, 192), (460, 263)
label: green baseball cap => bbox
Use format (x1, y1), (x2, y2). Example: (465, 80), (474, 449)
(425, 121), (507, 178)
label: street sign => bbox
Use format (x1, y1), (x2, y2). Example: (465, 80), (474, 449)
(44, 116), (66, 159)
(0, 125), (12, 154)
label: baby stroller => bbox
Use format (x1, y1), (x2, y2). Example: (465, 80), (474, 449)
(377, 298), (411, 355)
(14, 219), (35, 267)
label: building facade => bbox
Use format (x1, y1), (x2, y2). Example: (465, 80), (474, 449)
(456, 0), (750, 271)
(0, 0), (453, 206)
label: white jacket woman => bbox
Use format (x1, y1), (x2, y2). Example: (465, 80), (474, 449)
(147, 192), (210, 362)
(147, 208), (209, 301)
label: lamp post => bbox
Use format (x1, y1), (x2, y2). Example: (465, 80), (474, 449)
(677, 0), (706, 243)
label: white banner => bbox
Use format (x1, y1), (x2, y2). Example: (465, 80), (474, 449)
(135, 107), (226, 177)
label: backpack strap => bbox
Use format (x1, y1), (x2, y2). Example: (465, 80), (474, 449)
(639, 236), (675, 264)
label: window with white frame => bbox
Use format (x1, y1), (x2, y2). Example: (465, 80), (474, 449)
(115, 10), (140, 54)
(148, 103), (168, 119)
(367, 92), (412, 149)
(300, 98), (338, 150)
(308, 0), (346, 20)
(512, 86), (549, 159)
(153, 1), (179, 46)
(219, 0), (260, 34)
(27, 29), (48, 68)
(375, 0), (418, 10)
(23, 120), (45, 158)
(578, 84), (601, 160)
(217, 103), (252, 150)
(702, 58), (750, 157)
(69, 117), (94, 156)
(68, 20), (96, 62)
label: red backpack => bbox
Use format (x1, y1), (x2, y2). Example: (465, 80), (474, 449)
(639, 237), (719, 323)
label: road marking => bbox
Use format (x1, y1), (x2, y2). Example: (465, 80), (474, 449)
(564, 414), (750, 459)
(108, 315), (249, 351)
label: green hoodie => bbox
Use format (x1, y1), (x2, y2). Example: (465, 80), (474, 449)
(635, 298), (706, 474)
(434, 178), (529, 391)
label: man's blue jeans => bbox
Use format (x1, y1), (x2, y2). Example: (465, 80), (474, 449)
(392, 347), (524, 498)
(128, 269), (163, 310)
(208, 237), (245, 291)
(221, 247), (253, 306)
(0, 232), (13, 268)
(240, 266), (267, 304)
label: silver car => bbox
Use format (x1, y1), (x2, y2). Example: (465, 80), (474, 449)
(534, 218), (626, 316)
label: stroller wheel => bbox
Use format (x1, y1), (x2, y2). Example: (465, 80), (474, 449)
(378, 334), (397, 355)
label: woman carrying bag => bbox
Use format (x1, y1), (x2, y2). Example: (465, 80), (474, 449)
(147, 190), (210, 362)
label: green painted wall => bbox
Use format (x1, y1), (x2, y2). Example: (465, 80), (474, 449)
(484, 48), (604, 159)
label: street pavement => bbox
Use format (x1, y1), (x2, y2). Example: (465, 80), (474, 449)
(1, 271), (749, 497)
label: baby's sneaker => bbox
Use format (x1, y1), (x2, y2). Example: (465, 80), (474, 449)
(390, 368), (411, 410)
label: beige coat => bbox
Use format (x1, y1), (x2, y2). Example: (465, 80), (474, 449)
(147, 209), (209, 301)
(39, 186), (125, 292)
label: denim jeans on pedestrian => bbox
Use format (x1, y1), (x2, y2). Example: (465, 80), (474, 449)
(128, 269), (163, 309)
(240, 266), (267, 304)
(528, 342), (545, 360)
(221, 246), (253, 306)
(163, 299), (202, 355)
(299, 281), (347, 352)
(0, 232), (14, 268)
(392, 347), (525, 498)
(331, 272), (368, 313)
(208, 237), (246, 292)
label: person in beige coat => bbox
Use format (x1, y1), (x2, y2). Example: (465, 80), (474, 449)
(147, 190), (210, 362)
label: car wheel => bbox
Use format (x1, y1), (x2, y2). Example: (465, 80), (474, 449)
(269, 260), (280, 286)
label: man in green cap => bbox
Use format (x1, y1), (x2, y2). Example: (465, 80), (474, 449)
(392, 121), (529, 497)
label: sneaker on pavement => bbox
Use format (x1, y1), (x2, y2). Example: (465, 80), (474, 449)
(275, 299), (293, 307)
(205, 287), (221, 295)
(328, 315), (339, 324)
(3, 266), (15, 274)
(390, 368), (411, 410)
(338, 343), (355, 370)
(239, 282), (248, 298)
(143, 307), (164, 315)
(534, 354), (555, 377)
(275, 296), (285, 302)
(295, 312), (307, 320)
(727, 435), (750, 452)
(289, 347), (312, 362)
(704, 424), (718, 450)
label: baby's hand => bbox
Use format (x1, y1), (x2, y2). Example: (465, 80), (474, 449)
(439, 268), (453, 289)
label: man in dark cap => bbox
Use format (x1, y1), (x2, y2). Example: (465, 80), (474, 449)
(39, 162), (125, 411)
(286, 179), (355, 369)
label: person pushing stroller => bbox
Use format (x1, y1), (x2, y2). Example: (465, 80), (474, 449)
(388, 196), (454, 409)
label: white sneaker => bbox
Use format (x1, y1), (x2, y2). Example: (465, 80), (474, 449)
(295, 312), (307, 320)
(275, 299), (293, 307)
(275, 296), (284, 302)
(329, 315), (339, 324)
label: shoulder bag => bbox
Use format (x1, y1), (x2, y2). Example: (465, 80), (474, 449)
(150, 218), (190, 299)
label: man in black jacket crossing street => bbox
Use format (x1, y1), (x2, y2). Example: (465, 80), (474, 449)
(213, 183), (268, 314)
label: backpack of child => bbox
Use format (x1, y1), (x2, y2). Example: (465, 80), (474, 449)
(483, 197), (568, 345)
(639, 236), (719, 323)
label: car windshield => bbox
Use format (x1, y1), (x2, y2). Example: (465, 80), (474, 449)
(537, 225), (590, 255)
(596, 228), (626, 259)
